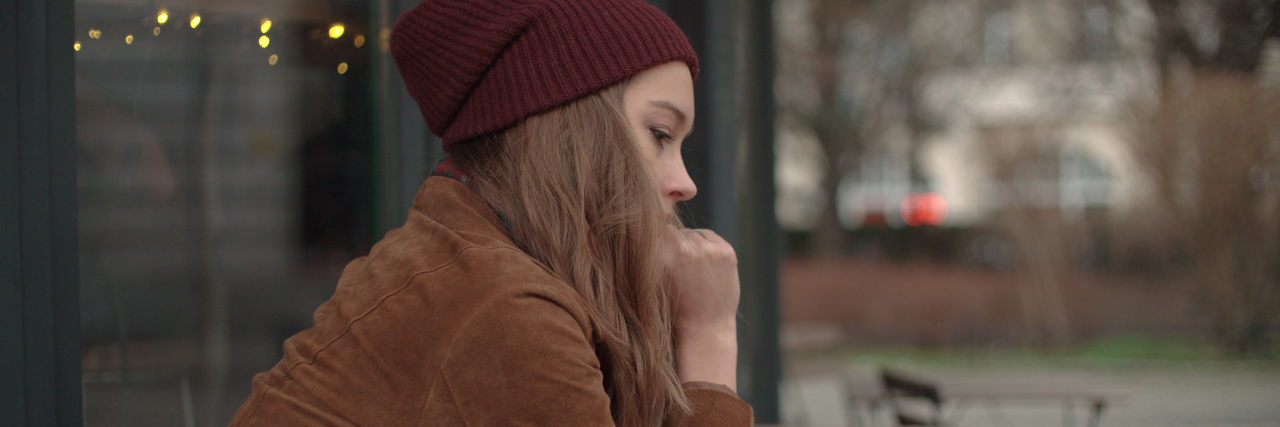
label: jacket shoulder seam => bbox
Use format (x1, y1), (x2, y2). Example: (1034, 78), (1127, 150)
(429, 267), (592, 415)
(436, 373), (473, 427)
(418, 252), (567, 426)
(272, 244), (513, 386)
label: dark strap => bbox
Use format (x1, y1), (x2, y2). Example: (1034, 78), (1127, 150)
(431, 155), (521, 249)
(432, 155), (469, 185)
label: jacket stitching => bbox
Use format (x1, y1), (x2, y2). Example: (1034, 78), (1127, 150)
(238, 244), (512, 420)
(438, 368), (472, 427)
(426, 261), (591, 425)
(282, 244), (516, 375)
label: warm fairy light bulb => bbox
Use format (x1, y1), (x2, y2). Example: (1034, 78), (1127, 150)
(190, 14), (201, 29)
(259, 35), (270, 48)
(353, 35), (365, 48)
(74, 41), (81, 51)
(125, 34), (133, 44)
(153, 27), (161, 36)
(328, 24), (344, 39)
(158, 9), (169, 24)
(337, 62), (348, 74)
(260, 19), (272, 33)
(88, 29), (101, 39)
(268, 54), (278, 65)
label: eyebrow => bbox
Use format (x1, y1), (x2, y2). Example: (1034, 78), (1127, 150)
(647, 99), (693, 135)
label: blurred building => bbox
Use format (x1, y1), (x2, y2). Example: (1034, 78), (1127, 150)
(912, 0), (1157, 228)
(774, 0), (1280, 352)
(776, 0), (1278, 233)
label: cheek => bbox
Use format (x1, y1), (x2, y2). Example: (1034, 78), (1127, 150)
(630, 128), (661, 168)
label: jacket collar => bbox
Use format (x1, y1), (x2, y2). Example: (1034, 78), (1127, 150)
(411, 176), (515, 248)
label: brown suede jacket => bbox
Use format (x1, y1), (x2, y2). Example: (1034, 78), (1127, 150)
(229, 177), (753, 426)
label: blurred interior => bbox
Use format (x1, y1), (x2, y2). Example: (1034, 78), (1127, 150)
(75, 0), (377, 424)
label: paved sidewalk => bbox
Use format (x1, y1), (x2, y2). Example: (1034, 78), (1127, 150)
(782, 363), (1280, 427)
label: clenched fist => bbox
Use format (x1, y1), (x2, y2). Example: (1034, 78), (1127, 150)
(665, 225), (740, 391)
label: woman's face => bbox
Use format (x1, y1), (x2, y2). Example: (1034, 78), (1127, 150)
(623, 61), (697, 216)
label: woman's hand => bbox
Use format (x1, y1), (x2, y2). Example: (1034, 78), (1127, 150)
(665, 225), (740, 392)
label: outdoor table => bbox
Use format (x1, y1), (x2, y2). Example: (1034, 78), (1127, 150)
(872, 371), (1127, 427)
(935, 378), (1126, 427)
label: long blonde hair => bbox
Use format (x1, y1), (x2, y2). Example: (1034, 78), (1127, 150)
(447, 82), (690, 426)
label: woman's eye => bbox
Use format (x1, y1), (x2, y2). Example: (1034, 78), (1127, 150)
(650, 127), (672, 143)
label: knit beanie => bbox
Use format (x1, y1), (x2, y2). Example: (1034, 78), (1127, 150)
(390, 0), (699, 149)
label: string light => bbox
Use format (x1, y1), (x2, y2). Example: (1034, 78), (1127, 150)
(328, 23), (344, 39)
(157, 9), (169, 25)
(337, 62), (348, 74)
(74, 41), (81, 51)
(354, 35), (365, 48)
(268, 54), (278, 65)
(125, 34), (133, 44)
(260, 19), (272, 33)
(88, 29), (101, 39)
(259, 35), (270, 48)
(190, 14), (201, 29)
(153, 27), (161, 36)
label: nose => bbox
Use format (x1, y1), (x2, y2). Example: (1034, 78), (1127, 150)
(663, 160), (697, 202)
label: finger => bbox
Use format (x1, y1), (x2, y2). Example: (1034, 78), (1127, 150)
(668, 225), (698, 252)
(685, 228), (711, 239)
(688, 229), (735, 262)
(668, 224), (692, 241)
(698, 229), (728, 245)
(685, 228), (728, 249)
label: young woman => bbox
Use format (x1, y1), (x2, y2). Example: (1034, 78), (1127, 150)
(230, 0), (750, 426)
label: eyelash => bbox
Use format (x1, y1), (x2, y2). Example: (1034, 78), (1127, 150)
(650, 127), (673, 145)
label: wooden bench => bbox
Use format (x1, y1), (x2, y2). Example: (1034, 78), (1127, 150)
(878, 369), (1125, 427)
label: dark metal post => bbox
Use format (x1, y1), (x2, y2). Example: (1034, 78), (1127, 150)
(1, 0), (81, 424)
(654, 0), (780, 422)
(662, 0), (711, 230)
(701, 0), (741, 246)
(662, 0), (740, 238)
(738, 0), (781, 421)
(371, 0), (440, 238)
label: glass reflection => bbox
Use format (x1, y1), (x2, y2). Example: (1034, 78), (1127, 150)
(76, 0), (372, 424)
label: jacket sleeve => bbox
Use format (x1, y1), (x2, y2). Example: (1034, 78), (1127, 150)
(666, 383), (755, 427)
(432, 291), (615, 425)
(432, 291), (752, 426)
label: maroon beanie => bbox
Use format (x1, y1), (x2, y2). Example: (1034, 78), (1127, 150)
(390, 0), (699, 149)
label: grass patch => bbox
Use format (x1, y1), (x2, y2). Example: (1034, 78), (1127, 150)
(1075, 335), (1211, 361)
(799, 335), (1279, 371)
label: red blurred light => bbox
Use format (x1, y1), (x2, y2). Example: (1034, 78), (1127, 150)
(901, 193), (948, 226)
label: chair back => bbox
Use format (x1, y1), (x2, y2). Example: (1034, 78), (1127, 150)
(881, 369), (944, 426)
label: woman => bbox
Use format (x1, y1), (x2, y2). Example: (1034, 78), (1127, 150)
(230, 0), (750, 425)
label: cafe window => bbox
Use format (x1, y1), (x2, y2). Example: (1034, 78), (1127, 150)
(72, 0), (420, 424)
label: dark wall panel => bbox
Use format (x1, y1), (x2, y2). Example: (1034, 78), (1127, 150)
(1, 0), (81, 424)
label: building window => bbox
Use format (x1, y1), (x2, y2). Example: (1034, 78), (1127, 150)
(1083, 4), (1112, 59)
(983, 8), (1013, 65)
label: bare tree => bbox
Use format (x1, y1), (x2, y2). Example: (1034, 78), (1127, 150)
(975, 127), (1079, 346)
(1124, 0), (1280, 352)
(1147, 0), (1280, 79)
(1130, 75), (1280, 353)
(780, 0), (924, 256)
